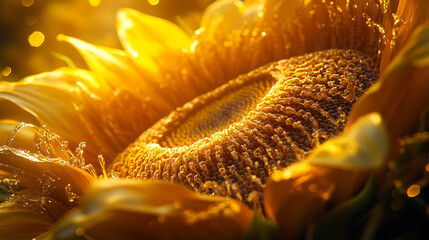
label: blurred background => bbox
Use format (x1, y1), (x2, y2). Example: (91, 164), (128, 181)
(0, 0), (214, 81)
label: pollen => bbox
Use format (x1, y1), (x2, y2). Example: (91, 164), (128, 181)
(111, 49), (379, 207)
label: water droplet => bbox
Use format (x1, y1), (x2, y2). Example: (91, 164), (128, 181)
(65, 184), (77, 202)
(98, 155), (107, 179)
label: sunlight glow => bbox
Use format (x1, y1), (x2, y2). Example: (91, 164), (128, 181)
(1, 67), (12, 77)
(88, 0), (101, 7)
(21, 0), (34, 7)
(148, 0), (160, 6)
(407, 184), (421, 198)
(28, 31), (45, 47)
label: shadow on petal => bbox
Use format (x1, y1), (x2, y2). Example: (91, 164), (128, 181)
(0, 146), (94, 205)
(37, 179), (253, 240)
(0, 202), (54, 240)
(0, 144), (95, 239)
(264, 113), (389, 239)
(348, 24), (429, 140)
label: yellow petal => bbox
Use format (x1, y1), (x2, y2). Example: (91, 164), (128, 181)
(0, 71), (103, 160)
(200, 0), (264, 37)
(308, 113), (388, 170)
(117, 8), (191, 77)
(0, 145), (95, 239)
(0, 120), (37, 152)
(58, 35), (176, 114)
(264, 113), (389, 239)
(1, 67), (179, 169)
(57, 35), (145, 90)
(0, 146), (94, 201)
(348, 24), (429, 139)
(0, 98), (39, 126)
(37, 179), (253, 240)
(0, 203), (54, 240)
(380, 0), (429, 72)
(265, 162), (349, 239)
(263, 0), (300, 21)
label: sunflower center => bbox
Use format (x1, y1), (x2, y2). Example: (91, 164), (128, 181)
(160, 74), (277, 147)
(111, 49), (379, 208)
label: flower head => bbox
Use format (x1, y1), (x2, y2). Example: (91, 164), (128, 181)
(1, 0), (429, 239)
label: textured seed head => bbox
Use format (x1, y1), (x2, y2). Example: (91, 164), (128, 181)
(111, 49), (379, 208)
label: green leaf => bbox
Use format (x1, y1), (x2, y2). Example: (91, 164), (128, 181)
(243, 210), (281, 240)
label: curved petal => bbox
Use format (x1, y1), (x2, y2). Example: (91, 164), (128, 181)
(117, 8), (191, 77)
(0, 67), (175, 169)
(0, 120), (37, 151)
(348, 24), (429, 139)
(264, 113), (389, 239)
(381, 0), (429, 71)
(200, 0), (264, 38)
(308, 114), (388, 170)
(58, 35), (175, 114)
(181, 0), (394, 103)
(0, 70), (91, 147)
(0, 70), (106, 165)
(263, 0), (299, 22)
(0, 145), (95, 239)
(0, 146), (94, 203)
(37, 179), (253, 240)
(0, 203), (54, 240)
(58, 35), (142, 89)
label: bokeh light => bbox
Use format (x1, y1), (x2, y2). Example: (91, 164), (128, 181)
(88, 0), (101, 7)
(0, 0), (214, 81)
(28, 31), (45, 47)
(148, 0), (160, 6)
(407, 184), (421, 198)
(21, 0), (35, 7)
(1, 67), (12, 77)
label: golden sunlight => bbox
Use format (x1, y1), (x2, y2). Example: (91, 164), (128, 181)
(28, 31), (45, 47)
(1, 0), (429, 240)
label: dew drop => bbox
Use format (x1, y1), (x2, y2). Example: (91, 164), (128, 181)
(98, 155), (107, 179)
(65, 184), (77, 203)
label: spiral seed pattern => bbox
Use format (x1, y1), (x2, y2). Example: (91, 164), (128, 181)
(111, 49), (379, 207)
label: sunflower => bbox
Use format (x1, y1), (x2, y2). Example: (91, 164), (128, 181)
(1, 0), (429, 239)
